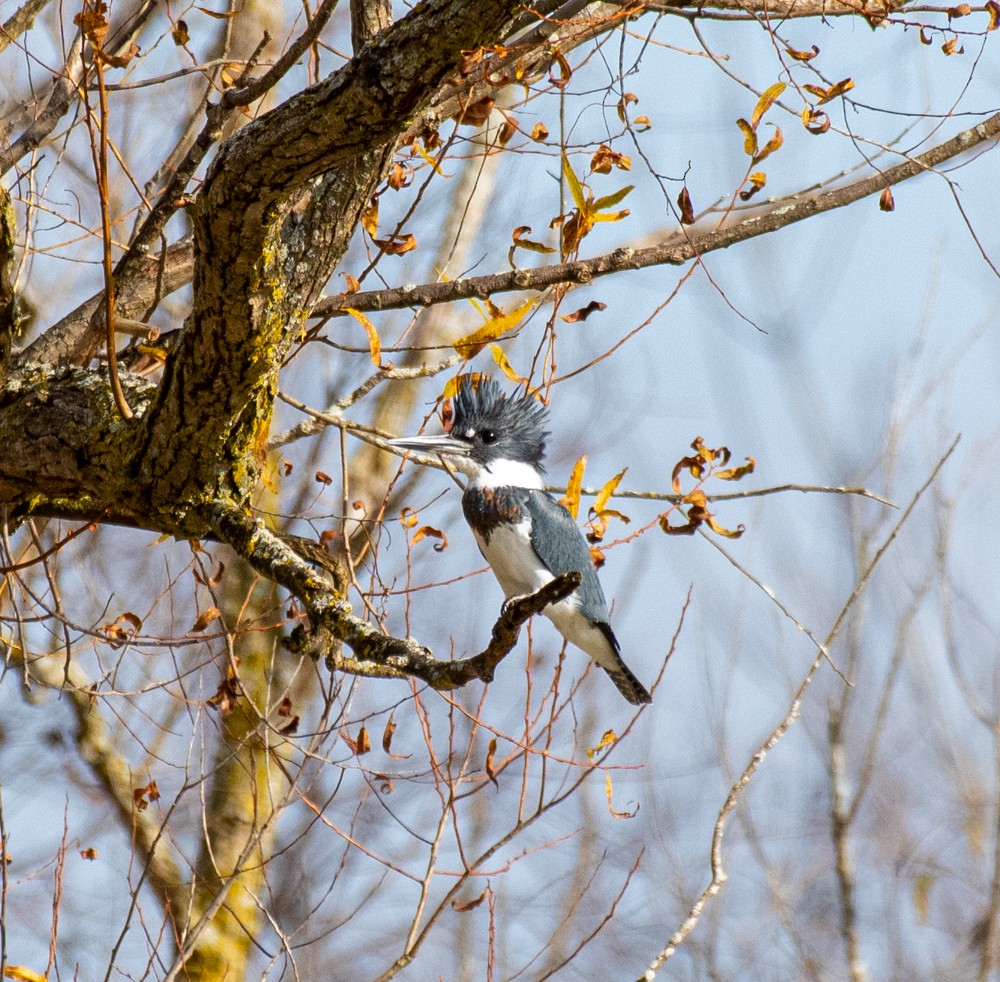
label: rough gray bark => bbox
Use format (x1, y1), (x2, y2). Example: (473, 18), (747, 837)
(0, 0), (524, 680)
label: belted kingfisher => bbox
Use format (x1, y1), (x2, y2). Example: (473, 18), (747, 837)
(389, 378), (651, 705)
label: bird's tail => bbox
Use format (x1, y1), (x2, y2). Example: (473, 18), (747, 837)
(603, 657), (652, 706)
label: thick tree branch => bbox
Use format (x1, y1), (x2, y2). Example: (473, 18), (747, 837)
(138, 0), (525, 512)
(209, 499), (581, 692)
(314, 111), (1000, 318)
(23, 241), (193, 366)
(0, 186), (16, 374)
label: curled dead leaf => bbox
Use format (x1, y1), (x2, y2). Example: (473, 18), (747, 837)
(739, 172), (767, 202)
(785, 44), (819, 60)
(411, 525), (448, 552)
(497, 116), (518, 145)
(605, 773), (638, 819)
(561, 300), (606, 323)
(801, 107), (831, 135)
(590, 144), (631, 174)
(616, 91), (639, 123)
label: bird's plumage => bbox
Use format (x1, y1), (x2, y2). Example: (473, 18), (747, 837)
(389, 378), (651, 706)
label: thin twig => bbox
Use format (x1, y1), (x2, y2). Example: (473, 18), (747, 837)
(641, 435), (960, 977)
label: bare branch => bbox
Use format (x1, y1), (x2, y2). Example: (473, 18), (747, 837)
(223, 0), (342, 108)
(314, 112), (1000, 319)
(642, 435), (961, 977)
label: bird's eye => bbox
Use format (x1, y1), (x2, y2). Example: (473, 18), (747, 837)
(480, 428), (497, 444)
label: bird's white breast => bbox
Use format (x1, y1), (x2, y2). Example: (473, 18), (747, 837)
(473, 517), (552, 598)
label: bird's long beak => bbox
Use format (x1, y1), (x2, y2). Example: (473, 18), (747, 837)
(386, 434), (471, 459)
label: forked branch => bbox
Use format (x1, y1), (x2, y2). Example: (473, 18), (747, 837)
(209, 500), (581, 692)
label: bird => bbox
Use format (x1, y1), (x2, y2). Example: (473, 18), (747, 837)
(388, 377), (651, 705)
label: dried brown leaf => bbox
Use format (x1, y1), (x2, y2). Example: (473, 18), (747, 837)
(190, 606), (221, 633)
(486, 737), (498, 787)
(411, 525), (448, 552)
(677, 186), (695, 225)
(560, 300), (606, 323)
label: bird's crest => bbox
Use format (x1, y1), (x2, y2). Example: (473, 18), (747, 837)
(450, 377), (550, 470)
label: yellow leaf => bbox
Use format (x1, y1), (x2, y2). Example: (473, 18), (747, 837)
(361, 200), (378, 238)
(826, 77), (855, 100)
(561, 455), (587, 520)
(562, 154), (587, 212)
(804, 78), (854, 105)
(510, 225), (556, 256)
(550, 49), (572, 88)
(604, 773), (638, 819)
(801, 107), (830, 135)
(705, 512), (745, 539)
(587, 729), (618, 759)
(736, 118), (758, 157)
(453, 298), (535, 358)
(590, 208), (629, 224)
(399, 507), (419, 528)
(988, 0), (1000, 30)
(345, 308), (388, 370)
(411, 139), (447, 176)
(752, 125), (783, 165)
(489, 344), (527, 385)
(441, 373), (490, 410)
(4, 967), (48, 982)
(714, 456), (756, 481)
(739, 172), (767, 202)
(594, 468), (627, 514)
(591, 184), (634, 213)
(530, 121), (549, 141)
(785, 44), (819, 61)
(411, 525), (448, 551)
(751, 81), (786, 130)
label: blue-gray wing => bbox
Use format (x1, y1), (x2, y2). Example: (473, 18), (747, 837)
(522, 490), (611, 624)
